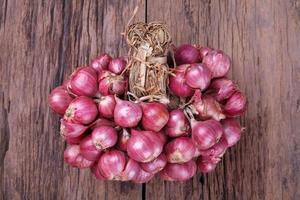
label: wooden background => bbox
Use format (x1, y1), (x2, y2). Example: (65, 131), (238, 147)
(1, 0), (299, 199)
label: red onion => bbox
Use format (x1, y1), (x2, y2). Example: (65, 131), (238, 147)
(118, 158), (140, 181)
(141, 102), (169, 132)
(198, 46), (213, 60)
(208, 78), (237, 102)
(132, 168), (154, 183)
(91, 53), (112, 73)
(202, 50), (231, 78)
(165, 109), (190, 137)
(199, 136), (228, 158)
(140, 153), (167, 174)
(197, 156), (217, 173)
(127, 129), (164, 163)
(117, 129), (130, 151)
(221, 118), (242, 147)
(97, 95), (116, 119)
(97, 149), (126, 180)
(192, 94), (225, 121)
(191, 119), (223, 150)
(64, 145), (94, 168)
(165, 137), (195, 163)
(60, 119), (88, 144)
(159, 169), (175, 181)
(90, 118), (115, 129)
(98, 71), (127, 96)
(185, 63), (212, 90)
(157, 131), (167, 145)
(69, 67), (98, 97)
(91, 164), (106, 180)
(174, 44), (200, 65)
(223, 91), (247, 117)
(108, 57), (127, 75)
(161, 160), (196, 181)
(169, 67), (194, 98)
(80, 135), (102, 161)
(64, 96), (98, 125)
(114, 97), (142, 128)
(92, 126), (118, 150)
(48, 86), (73, 115)
(194, 148), (201, 158)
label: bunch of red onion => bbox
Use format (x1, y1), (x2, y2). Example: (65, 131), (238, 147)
(49, 45), (247, 183)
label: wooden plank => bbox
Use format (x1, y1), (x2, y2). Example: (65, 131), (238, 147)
(0, 0), (145, 199)
(146, 0), (300, 200)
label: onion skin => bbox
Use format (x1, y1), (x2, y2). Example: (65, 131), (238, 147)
(91, 163), (106, 180)
(223, 91), (247, 117)
(98, 71), (127, 96)
(64, 96), (98, 125)
(198, 46), (213, 60)
(221, 118), (242, 147)
(208, 78), (237, 102)
(114, 97), (142, 128)
(175, 44), (200, 65)
(117, 129), (130, 151)
(141, 102), (169, 132)
(197, 156), (217, 173)
(127, 129), (164, 163)
(191, 119), (223, 150)
(132, 168), (154, 183)
(161, 160), (197, 181)
(165, 109), (190, 137)
(185, 63), (212, 90)
(199, 136), (228, 158)
(159, 169), (175, 181)
(69, 67), (98, 97)
(118, 158), (140, 181)
(169, 67), (194, 98)
(108, 57), (127, 75)
(97, 95), (116, 119)
(60, 119), (88, 144)
(202, 50), (231, 78)
(98, 149), (126, 180)
(64, 145), (94, 168)
(91, 53), (112, 73)
(48, 86), (73, 115)
(92, 126), (118, 150)
(140, 153), (167, 174)
(90, 118), (115, 130)
(192, 94), (225, 121)
(165, 137), (195, 163)
(80, 135), (102, 161)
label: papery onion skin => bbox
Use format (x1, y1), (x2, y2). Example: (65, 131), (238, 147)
(91, 53), (112, 73)
(60, 119), (88, 144)
(140, 153), (167, 174)
(141, 102), (169, 132)
(97, 95), (116, 119)
(117, 129), (131, 151)
(98, 71), (127, 96)
(114, 97), (142, 128)
(192, 94), (225, 121)
(223, 91), (247, 117)
(108, 57), (127, 75)
(64, 96), (98, 125)
(202, 50), (231, 78)
(159, 169), (175, 181)
(90, 118), (115, 130)
(98, 149), (126, 180)
(64, 145), (94, 168)
(165, 109), (190, 137)
(161, 160), (197, 181)
(132, 168), (154, 183)
(185, 63), (212, 90)
(127, 129), (164, 163)
(221, 118), (242, 147)
(175, 44), (200, 65)
(197, 156), (217, 173)
(48, 86), (73, 115)
(169, 68), (194, 98)
(92, 126), (118, 150)
(91, 163), (106, 180)
(191, 119), (223, 150)
(165, 137), (195, 163)
(199, 136), (228, 158)
(118, 158), (140, 181)
(80, 135), (102, 161)
(208, 78), (237, 102)
(198, 46), (213, 60)
(69, 67), (98, 97)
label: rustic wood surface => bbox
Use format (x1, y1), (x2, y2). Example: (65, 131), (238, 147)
(0, 0), (299, 200)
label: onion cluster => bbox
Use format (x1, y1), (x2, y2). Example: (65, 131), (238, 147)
(49, 45), (246, 183)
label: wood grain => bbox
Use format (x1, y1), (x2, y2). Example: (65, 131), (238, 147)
(0, 0), (299, 200)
